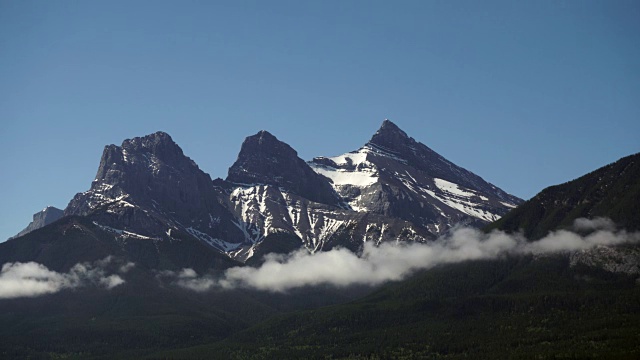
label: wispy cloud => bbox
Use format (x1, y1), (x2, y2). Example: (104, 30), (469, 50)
(0, 256), (133, 299)
(165, 218), (640, 293)
(572, 217), (616, 232)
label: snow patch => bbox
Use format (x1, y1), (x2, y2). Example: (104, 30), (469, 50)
(186, 227), (239, 252)
(424, 189), (499, 222)
(92, 221), (158, 240)
(434, 178), (476, 198)
(310, 164), (378, 187)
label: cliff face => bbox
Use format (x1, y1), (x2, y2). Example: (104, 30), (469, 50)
(11, 206), (64, 239)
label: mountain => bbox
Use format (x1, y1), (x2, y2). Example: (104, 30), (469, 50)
(310, 120), (522, 234)
(227, 130), (343, 206)
(10, 206), (63, 239)
(64, 131), (249, 257)
(488, 152), (640, 239)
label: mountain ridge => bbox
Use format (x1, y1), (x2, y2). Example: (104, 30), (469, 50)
(14, 120), (522, 262)
(488, 152), (640, 239)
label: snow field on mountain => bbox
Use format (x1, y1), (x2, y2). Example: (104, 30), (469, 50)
(310, 164), (378, 187)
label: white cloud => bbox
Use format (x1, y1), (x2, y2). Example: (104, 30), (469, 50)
(165, 218), (640, 293)
(573, 217), (616, 232)
(119, 262), (136, 273)
(0, 262), (69, 298)
(100, 274), (125, 289)
(0, 257), (130, 299)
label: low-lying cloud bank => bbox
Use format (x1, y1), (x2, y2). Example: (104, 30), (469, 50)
(0, 256), (134, 299)
(168, 218), (640, 293)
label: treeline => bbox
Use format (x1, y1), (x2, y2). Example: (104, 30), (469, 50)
(158, 256), (640, 359)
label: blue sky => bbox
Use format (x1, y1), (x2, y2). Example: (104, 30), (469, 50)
(1, 0), (638, 241)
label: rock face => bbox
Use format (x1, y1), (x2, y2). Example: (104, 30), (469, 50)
(310, 120), (522, 235)
(11, 206), (64, 239)
(220, 183), (432, 261)
(570, 245), (640, 275)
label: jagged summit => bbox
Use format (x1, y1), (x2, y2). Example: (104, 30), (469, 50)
(120, 131), (188, 163)
(232, 130), (298, 163)
(364, 120), (518, 201)
(88, 131), (200, 195)
(227, 130), (341, 206)
(10, 206), (64, 239)
(309, 119), (523, 232)
(367, 119), (411, 151)
(64, 130), (244, 253)
(41, 205), (60, 213)
(254, 130), (283, 146)
(121, 131), (175, 149)
(374, 119), (408, 136)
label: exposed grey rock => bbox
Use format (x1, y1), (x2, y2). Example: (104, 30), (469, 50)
(570, 245), (640, 275)
(11, 206), (64, 239)
(220, 184), (432, 262)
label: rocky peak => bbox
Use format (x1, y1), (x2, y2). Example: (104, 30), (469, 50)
(66, 131), (218, 218)
(255, 130), (282, 146)
(234, 130), (299, 164)
(91, 131), (201, 188)
(11, 206), (64, 239)
(367, 119), (412, 152)
(37, 206), (64, 222)
(364, 120), (510, 197)
(121, 131), (189, 164)
(227, 131), (342, 206)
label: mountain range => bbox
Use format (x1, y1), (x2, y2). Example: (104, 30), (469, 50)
(13, 120), (522, 264)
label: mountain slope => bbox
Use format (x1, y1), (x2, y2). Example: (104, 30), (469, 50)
(0, 215), (239, 273)
(488, 152), (640, 239)
(155, 256), (640, 359)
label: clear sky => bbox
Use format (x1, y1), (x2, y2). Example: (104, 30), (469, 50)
(1, 0), (639, 241)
